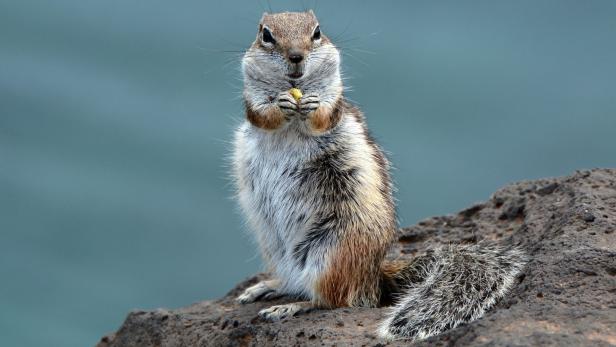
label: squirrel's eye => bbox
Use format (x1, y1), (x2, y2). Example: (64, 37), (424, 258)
(262, 27), (276, 44)
(312, 25), (321, 40)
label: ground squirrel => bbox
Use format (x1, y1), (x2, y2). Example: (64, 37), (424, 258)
(232, 10), (526, 341)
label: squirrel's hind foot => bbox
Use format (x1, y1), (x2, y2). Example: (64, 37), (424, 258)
(236, 280), (281, 304)
(258, 301), (314, 321)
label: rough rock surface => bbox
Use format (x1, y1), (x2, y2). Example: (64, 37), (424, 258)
(98, 169), (616, 346)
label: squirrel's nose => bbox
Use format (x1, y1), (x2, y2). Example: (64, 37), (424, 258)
(289, 53), (304, 64)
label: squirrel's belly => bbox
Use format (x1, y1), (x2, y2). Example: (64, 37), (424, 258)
(234, 126), (328, 298)
(239, 165), (323, 298)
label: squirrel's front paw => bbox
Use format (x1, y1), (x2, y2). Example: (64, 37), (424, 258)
(299, 93), (320, 116)
(276, 91), (299, 116)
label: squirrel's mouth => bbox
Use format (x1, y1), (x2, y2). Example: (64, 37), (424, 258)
(287, 64), (304, 79)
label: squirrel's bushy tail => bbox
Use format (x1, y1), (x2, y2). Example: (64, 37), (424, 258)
(378, 242), (526, 341)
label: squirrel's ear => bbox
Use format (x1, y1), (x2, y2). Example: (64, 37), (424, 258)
(308, 9), (315, 16)
(260, 12), (269, 24)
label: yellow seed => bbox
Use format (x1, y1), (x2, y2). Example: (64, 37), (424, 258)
(289, 88), (303, 101)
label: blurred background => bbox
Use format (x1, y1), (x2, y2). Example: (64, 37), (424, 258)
(1, 0), (615, 346)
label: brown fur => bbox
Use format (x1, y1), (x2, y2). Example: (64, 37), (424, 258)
(315, 231), (389, 308)
(308, 98), (343, 133)
(256, 11), (329, 59)
(381, 260), (412, 279)
(246, 103), (286, 130)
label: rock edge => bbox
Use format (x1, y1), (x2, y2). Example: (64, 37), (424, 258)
(98, 169), (616, 346)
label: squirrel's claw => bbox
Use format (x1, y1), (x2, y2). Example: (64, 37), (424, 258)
(276, 92), (299, 116)
(299, 93), (320, 115)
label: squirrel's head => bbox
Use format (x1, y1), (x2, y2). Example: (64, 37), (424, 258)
(243, 11), (341, 93)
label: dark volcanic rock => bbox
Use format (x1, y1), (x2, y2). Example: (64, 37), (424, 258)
(98, 169), (616, 347)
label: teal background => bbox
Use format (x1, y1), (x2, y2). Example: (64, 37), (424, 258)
(1, 1), (615, 346)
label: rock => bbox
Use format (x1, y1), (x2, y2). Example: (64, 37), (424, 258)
(581, 211), (596, 223)
(98, 169), (616, 347)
